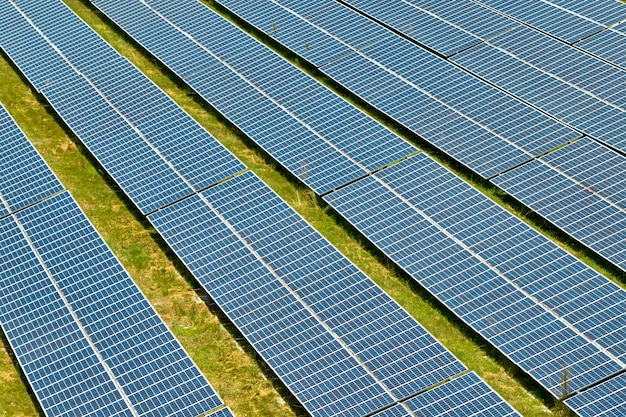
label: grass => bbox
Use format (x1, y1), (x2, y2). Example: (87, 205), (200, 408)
(0, 1), (612, 416)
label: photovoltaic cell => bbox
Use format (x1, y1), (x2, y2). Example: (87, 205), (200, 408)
(9, 0), (245, 192)
(0, 104), (63, 216)
(0, 213), (135, 417)
(492, 153), (626, 272)
(405, 372), (521, 417)
(16, 192), (224, 417)
(565, 372), (626, 417)
(369, 404), (411, 417)
(324, 155), (625, 396)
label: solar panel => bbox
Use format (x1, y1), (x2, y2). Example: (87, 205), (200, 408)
(9, 0), (245, 194)
(324, 154), (625, 397)
(93, 0), (417, 195)
(16, 192), (224, 417)
(0, 5), (196, 215)
(215, 0), (579, 179)
(203, 171), (467, 398)
(565, 372), (626, 417)
(0, 213), (136, 417)
(576, 28), (626, 71)
(541, 138), (626, 209)
(0, 104), (63, 216)
(148, 192), (395, 417)
(471, 0), (604, 43)
(450, 28), (626, 155)
(405, 372), (521, 416)
(332, 0), (496, 56)
(543, 0), (626, 26)
(492, 152), (626, 272)
(465, 25), (626, 109)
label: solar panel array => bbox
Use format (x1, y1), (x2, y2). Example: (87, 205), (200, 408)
(0, 104), (230, 416)
(91, 0), (417, 195)
(0, 103), (63, 217)
(0, 0), (245, 214)
(576, 27), (626, 70)
(0, 1), (523, 416)
(88, 0), (626, 413)
(215, 0), (581, 179)
(324, 154), (626, 398)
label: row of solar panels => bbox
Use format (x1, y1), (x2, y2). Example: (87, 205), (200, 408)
(212, 0), (626, 276)
(0, 0), (521, 416)
(0, 103), (231, 417)
(84, 0), (626, 414)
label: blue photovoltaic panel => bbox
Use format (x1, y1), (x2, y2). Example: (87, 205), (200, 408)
(216, 0), (578, 178)
(472, 0), (604, 43)
(0, 214), (135, 417)
(17, 192), (224, 417)
(405, 372), (521, 416)
(148, 193), (394, 417)
(40, 72), (194, 214)
(545, 0), (626, 26)
(10, 0), (245, 192)
(373, 155), (626, 363)
(201, 171), (466, 399)
(492, 156), (626, 272)
(0, 4), (195, 214)
(324, 155), (625, 396)
(144, 0), (418, 173)
(577, 28), (626, 71)
(0, 104), (63, 216)
(395, 0), (518, 46)
(541, 138), (626, 210)
(0, 0), (77, 91)
(93, 0), (416, 194)
(474, 25), (626, 109)
(450, 29), (626, 155)
(211, 0), (354, 66)
(565, 372), (626, 417)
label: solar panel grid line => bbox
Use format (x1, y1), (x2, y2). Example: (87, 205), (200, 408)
(190, 184), (406, 404)
(3, 197), (141, 417)
(237, 0), (543, 167)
